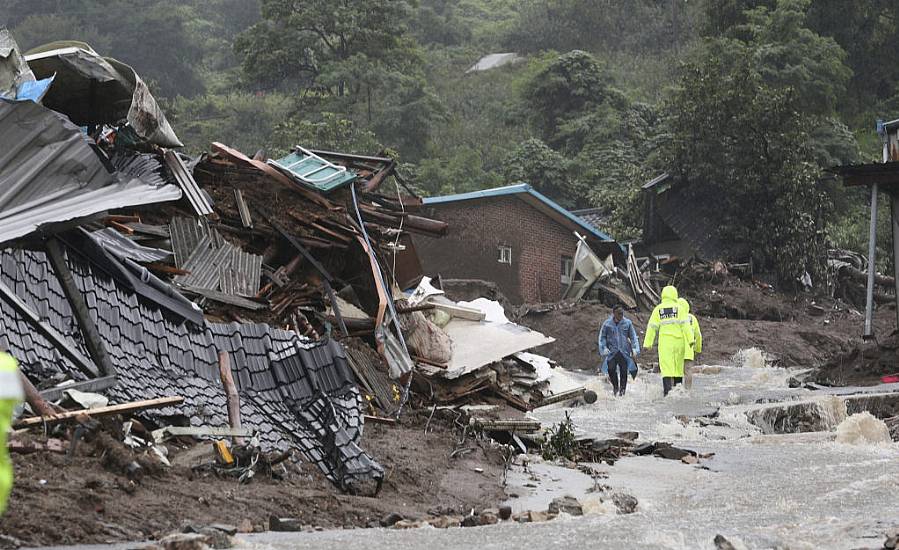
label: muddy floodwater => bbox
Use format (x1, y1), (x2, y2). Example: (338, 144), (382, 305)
(238, 354), (899, 550)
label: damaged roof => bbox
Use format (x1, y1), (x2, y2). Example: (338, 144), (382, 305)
(0, 99), (182, 245)
(423, 183), (617, 243)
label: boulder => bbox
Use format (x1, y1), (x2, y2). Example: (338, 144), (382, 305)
(498, 505), (513, 520)
(157, 533), (209, 550)
(611, 493), (638, 514)
(380, 512), (404, 528)
(548, 495), (583, 516)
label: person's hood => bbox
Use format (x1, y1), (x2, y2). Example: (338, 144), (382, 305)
(661, 285), (679, 303)
(678, 297), (690, 315)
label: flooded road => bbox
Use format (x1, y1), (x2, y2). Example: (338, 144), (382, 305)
(239, 353), (899, 549)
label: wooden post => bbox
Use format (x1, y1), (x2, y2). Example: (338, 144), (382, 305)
(45, 237), (114, 376)
(19, 372), (59, 418)
(217, 352), (244, 445)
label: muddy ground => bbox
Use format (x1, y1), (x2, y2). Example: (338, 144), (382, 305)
(0, 410), (507, 547)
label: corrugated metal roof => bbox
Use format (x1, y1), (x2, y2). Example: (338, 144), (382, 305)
(422, 183), (617, 243)
(164, 150), (213, 216)
(0, 99), (181, 245)
(89, 227), (172, 263)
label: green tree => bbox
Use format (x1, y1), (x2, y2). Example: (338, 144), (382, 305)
(731, 0), (850, 116)
(664, 45), (830, 283)
(235, 0), (418, 94)
(502, 138), (577, 207)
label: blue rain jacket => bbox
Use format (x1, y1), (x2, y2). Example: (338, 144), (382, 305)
(598, 316), (639, 375)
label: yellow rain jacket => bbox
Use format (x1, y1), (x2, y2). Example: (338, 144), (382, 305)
(678, 298), (703, 362)
(643, 286), (693, 378)
(0, 352), (23, 516)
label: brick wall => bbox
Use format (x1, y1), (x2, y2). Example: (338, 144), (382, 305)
(413, 195), (579, 304)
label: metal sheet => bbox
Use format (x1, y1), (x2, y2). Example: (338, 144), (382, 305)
(25, 41), (182, 147)
(164, 150), (213, 216)
(0, 99), (181, 245)
(89, 228), (171, 263)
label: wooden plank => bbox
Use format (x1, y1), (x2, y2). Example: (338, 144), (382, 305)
(218, 352), (244, 445)
(363, 414), (397, 425)
(14, 396), (184, 428)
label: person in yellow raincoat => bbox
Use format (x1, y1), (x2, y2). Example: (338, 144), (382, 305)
(678, 298), (703, 389)
(0, 351), (23, 516)
(643, 286), (693, 396)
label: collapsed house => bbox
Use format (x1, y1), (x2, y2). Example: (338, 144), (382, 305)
(0, 32), (577, 494)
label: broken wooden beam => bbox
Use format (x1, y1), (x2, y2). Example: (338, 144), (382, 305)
(218, 352), (244, 445)
(363, 415), (397, 425)
(472, 418), (541, 433)
(535, 387), (588, 408)
(20, 372), (60, 418)
(46, 237), (115, 377)
(14, 396), (184, 428)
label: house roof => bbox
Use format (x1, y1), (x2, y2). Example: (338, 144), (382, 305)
(826, 161), (899, 187)
(422, 183), (616, 242)
(571, 207), (609, 233)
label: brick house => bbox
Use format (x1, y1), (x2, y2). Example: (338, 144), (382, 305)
(413, 184), (620, 304)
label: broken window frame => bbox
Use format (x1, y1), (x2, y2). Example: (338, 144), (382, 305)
(561, 255), (574, 284)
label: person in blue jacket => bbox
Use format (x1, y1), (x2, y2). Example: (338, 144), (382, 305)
(599, 304), (640, 396)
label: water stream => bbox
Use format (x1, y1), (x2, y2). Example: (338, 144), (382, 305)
(239, 353), (899, 549)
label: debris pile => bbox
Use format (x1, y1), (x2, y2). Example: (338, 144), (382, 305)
(0, 31), (579, 508)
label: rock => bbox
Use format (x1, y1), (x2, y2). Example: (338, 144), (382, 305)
(548, 495), (583, 516)
(583, 390), (597, 404)
(392, 520), (423, 529)
(681, 455), (698, 464)
(615, 431), (639, 441)
(236, 520), (253, 534)
(198, 528), (232, 549)
(885, 528), (899, 549)
(787, 377), (801, 388)
(460, 514), (479, 527)
(158, 533), (209, 550)
(269, 516), (304, 532)
(514, 512), (531, 523)
(528, 510), (557, 523)
(208, 524), (237, 537)
(807, 304), (826, 317)
(479, 512), (498, 525)
(611, 493), (638, 514)
(380, 512), (404, 528)
(591, 438), (634, 453)
(498, 505), (513, 520)
(713, 534), (737, 550)
(427, 515), (461, 529)
(653, 445), (695, 461)
(633, 442), (656, 455)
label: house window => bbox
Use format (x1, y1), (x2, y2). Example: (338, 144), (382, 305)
(561, 255), (573, 284)
(498, 245), (512, 264)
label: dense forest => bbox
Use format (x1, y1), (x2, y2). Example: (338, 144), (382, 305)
(2, 0), (898, 282)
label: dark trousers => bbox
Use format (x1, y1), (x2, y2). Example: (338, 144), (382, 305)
(662, 376), (683, 396)
(607, 352), (629, 395)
